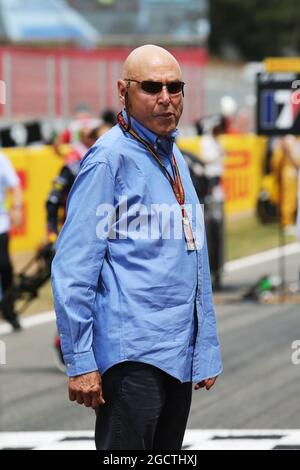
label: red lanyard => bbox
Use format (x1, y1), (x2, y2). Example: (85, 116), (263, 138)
(118, 112), (185, 214)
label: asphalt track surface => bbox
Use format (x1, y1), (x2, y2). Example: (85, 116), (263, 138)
(0, 249), (300, 435)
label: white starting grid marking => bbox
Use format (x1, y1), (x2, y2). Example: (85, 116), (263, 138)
(1, 430), (300, 450)
(0, 311), (55, 336)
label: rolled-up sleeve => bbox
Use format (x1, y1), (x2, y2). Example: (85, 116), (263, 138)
(51, 159), (115, 377)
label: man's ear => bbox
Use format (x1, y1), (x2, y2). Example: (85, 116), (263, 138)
(118, 80), (126, 106)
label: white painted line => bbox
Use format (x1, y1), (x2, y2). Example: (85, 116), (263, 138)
(21, 311), (55, 328)
(0, 323), (13, 336)
(0, 310), (55, 336)
(224, 242), (300, 273)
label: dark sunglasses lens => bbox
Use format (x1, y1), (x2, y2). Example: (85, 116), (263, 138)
(141, 81), (184, 94)
(167, 82), (184, 94)
(141, 81), (163, 94)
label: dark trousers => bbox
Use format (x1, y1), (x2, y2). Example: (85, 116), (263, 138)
(95, 361), (192, 451)
(0, 232), (16, 322)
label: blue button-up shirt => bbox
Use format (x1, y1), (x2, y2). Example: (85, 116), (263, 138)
(51, 113), (222, 383)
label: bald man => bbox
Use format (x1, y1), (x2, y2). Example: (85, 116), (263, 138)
(52, 45), (222, 450)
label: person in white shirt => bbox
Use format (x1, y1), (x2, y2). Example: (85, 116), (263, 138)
(200, 120), (225, 187)
(199, 119), (225, 290)
(0, 152), (23, 330)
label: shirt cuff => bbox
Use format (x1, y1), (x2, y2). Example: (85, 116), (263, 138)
(63, 350), (98, 377)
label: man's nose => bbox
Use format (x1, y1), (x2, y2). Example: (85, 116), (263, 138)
(157, 86), (171, 105)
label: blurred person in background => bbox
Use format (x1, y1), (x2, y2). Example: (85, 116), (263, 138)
(220, 95), (238, 134)
(53, 104), (100, 160)
(94, 111), (117, 141)
(100, 108), (117, 128)
(52, 44), (222, 451)
(200, 117), (225, 189)
(46, 127), (99, 243)
(271, 135), (300, 236)
(197, 117), (226, 290)
(0, 152), (23, 330)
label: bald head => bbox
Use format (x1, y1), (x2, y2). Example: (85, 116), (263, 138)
(123, 45), (181, 81)
(118, 44), (184, 136)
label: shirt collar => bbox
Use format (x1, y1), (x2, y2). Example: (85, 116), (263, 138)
(121, 109), (178, 151)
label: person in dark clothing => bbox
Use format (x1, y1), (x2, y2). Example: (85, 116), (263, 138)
(47, 128), (97, 240)
(46, 161), (81, 240)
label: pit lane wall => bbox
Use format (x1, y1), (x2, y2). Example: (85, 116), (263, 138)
(6, 136), (267, 253)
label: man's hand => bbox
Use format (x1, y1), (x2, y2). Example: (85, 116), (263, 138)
(194, 376), (218, 391)
(68, 371), (105, 409)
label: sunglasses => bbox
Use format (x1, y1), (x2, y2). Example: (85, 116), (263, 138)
(125, 79), (185, 95)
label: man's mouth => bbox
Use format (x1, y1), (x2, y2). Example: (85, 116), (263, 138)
(156, 112), (174, 119)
